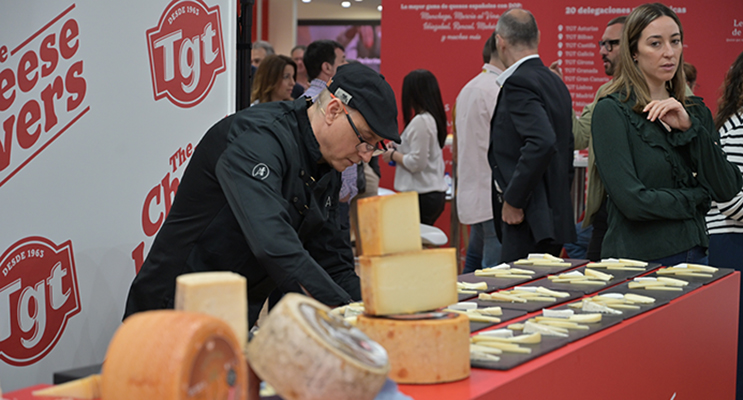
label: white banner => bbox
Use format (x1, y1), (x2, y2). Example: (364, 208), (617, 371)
(0, 0), (235, 390)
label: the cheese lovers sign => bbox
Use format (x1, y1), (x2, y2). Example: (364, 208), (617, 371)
(0, 0), (234, 391)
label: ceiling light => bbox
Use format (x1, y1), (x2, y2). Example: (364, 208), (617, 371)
(302, 0), (311, 2)
(377, 5), (382, 11)
(341, 1), (351, 7)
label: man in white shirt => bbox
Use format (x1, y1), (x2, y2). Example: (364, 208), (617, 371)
(455, 35), (505, 272)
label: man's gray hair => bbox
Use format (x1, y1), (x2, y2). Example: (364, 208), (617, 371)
(496, 9), (539, 49)
(252, 40), (275, 55)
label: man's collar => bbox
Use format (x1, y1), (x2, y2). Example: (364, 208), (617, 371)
(294, 97), (324, 166)
(496, 54), (540, 87)
(483, 63), (503, 75)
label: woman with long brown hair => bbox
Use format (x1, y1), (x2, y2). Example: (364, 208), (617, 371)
(592, 3), (742, 264)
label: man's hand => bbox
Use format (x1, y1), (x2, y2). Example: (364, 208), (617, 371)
(382, 148), (395, 164)
(502, 200), (524, 225)
(549, 61), (564, 80)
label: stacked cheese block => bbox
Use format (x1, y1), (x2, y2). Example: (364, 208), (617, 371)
(355, 191), (470, 384)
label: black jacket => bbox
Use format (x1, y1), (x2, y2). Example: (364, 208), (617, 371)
(488, 57), (576, 261)
(124, 98), (360, 327)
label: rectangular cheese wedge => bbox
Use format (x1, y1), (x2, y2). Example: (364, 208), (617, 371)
(357, 191), (422, 256)
(175, 271), (248, 350)
(359, 248), (457, 315)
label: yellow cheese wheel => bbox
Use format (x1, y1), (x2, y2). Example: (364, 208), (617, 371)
(357, 191), (422, 256)
(101, 310), (247, 400)
(247, 293), (389, 400)
(356, 313), (470, 384)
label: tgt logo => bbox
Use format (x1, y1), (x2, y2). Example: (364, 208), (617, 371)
(0, 237), (80, 366)
(146, 0), (225, 108)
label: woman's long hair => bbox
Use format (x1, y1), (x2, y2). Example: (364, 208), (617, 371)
(715, 51), (743, 130)
(251, 55), (296, 104)
(401, 69), (447, 149)
(603, 3), (687, 112)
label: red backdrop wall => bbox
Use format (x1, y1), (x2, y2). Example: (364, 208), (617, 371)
(380, 0), (743, 241)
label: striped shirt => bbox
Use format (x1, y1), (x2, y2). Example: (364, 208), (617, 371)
(706, 110), (743, 234)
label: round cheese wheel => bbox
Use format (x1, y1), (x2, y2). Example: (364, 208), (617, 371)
(356, 313), (470, 384)
(101, 310), (247, 400)
(247, 293), (389, 400)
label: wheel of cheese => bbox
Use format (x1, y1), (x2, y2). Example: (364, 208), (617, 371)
(356, 313), (470, 384)
(101, 310), (247, 400)
(247, 293), (389, 400)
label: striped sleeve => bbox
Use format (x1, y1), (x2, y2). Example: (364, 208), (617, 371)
(707, 111), (743, 234)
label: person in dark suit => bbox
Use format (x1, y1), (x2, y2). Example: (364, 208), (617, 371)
(488, 8), (576, 262)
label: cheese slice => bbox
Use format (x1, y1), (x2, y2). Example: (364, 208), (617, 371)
(357, 191), (422, 256)
(582, 300), (623, 314)
(175, 271), (248, 351)
(248, 293), (389, 400)
(359, 248), (457, 315)
(542, 308), (574, 319)
(523, 321), (568, 337)
(33, 375), (101, 399)
(101, 310), (247, 400)
(357, 313), (470, 384)
(477, 328), (513, 338)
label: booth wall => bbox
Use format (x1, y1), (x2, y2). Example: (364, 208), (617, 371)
(0, 0), (235, 391)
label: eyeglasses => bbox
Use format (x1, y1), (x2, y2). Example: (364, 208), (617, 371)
(328, 93), (387, 157)
(598, 39), (620, 52)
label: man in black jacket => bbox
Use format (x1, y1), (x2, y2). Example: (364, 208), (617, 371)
(124, 63), (399, 327)
(488, 9), (576, 262)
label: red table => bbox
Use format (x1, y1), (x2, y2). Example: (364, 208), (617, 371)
(6, 273), (739, 400)
(398, 272), (739, 400)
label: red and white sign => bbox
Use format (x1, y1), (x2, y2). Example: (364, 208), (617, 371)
(146, 0), (226, 108)
(0, 4), (89, 189)
(0, 0), (234, 391)
(0, 237), (80, 367)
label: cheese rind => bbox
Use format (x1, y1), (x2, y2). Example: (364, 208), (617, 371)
(248, 293), (389, 400)
(101, 310), (247, 400)
(359, 248), (457, 315)
(175, 271), (248, 351)
(356, 313), (470, 384)
(357, 191), (422, 256)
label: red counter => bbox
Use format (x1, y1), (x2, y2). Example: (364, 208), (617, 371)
(5, 273), (739, 400)
(399, 272), (739, 400)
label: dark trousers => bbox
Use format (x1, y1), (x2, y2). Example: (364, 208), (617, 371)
(493, 194), (563, 263)
(418, 191), (446, 226)
(586, 198), (608, 261)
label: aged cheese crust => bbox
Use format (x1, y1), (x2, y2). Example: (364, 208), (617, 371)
(356, 313), (470, 384)
(247, 293), (389, 400)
